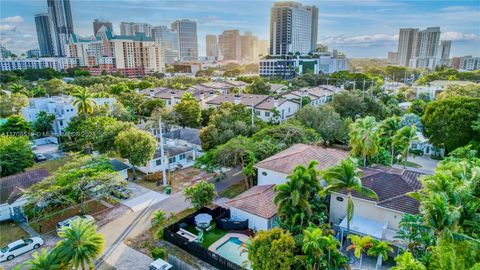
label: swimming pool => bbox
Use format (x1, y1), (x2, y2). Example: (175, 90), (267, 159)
(215, 237), (250, 269)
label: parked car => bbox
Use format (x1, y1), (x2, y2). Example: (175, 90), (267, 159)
(111, 186), (132, 199)
(0, 237), (44, 262)
(34, 153), (47, 162)
(29, 142), (37, 150)
(149, 258), (173, 270)
(56, 215), (95, 234)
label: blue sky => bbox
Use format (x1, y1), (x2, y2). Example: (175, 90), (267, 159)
(1, 0), (479, 58)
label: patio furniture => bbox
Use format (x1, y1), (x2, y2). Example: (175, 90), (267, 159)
(195, 213), (213, 229)
(177, 228), (198, 242)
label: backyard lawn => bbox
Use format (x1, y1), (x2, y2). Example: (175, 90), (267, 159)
(0, 222), (28, 247)
(186, 226), (228, 248)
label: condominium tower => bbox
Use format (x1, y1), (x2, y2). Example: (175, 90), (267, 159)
(219, 30), (242, 61)
(269, 2), (318, 56)
(171, 19), (198, 61)
(47, 0), (75, 56)
(241, 31), (259, 61)
(396, 28), (418, 66)
(151, 26), (180, 64)
(120, 22), (152, 37)
(206, 35), (218, 59)
(409, 27), (441, 69)
(438, 40), (451, 66)
(35, 13), (56, 57)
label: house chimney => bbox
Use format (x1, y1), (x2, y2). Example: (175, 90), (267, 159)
(234, 94), (241, 105)
(273, 96), (279, 108)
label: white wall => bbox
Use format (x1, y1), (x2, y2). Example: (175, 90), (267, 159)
(329, 192), (404, 230)
(230, 207), (272, 231)
(278, 100), (299, 120)
(256, 168), (288, 186)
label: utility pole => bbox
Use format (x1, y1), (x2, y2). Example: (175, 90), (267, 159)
(362, 79), (366, 99)
(251, 100), (254, 128)
(158, 118), (167, 186)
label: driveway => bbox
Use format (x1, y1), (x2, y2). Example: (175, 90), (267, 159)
(121, 183), (168, 212)
(33, 144), (63, 160)
(393, 155), (439, 174)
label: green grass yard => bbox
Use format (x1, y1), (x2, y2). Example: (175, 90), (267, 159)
(186, 225), (228, 248)
(219, 182), (247, 199)
(0, 222), (28, 247)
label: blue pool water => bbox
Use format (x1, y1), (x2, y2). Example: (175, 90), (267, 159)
(216, 237), (250, 269)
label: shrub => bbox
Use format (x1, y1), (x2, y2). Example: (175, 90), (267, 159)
(144, 172), (164, 182)
(151, 247), (167, 260)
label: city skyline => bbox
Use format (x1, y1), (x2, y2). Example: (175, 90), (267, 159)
(1, 0), (479, 57)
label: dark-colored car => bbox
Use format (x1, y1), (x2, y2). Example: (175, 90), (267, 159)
(34, 153), (47, 162)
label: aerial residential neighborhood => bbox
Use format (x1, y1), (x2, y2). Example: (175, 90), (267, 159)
(0, 0), (479, 270)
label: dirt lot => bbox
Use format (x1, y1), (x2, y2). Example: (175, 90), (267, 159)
(0, 222), (28, 247)
(136, 167), (216, 193)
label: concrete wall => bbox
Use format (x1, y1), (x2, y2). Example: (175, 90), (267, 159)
(256, 168), (288, 186)
(329, 192), (404, 230)
(230, 207), (272, 231)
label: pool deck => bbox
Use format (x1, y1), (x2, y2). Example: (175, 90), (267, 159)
(208, 232), (250, 251)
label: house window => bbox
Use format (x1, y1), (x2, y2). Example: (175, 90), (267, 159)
(59, 120), (63, 126)
(262, 171), (267, 176)
(336, 197), (344, 202)
(155, 159), (162, 166)
(179, 154), (186, 160)
(265, 111), (270, 117)
(169, 156), (176, 163)
(255, 110), (260, 115)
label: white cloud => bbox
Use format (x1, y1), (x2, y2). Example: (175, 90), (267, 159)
(320, 33), (398, 45)
(441, 32), (479, 41)
(0, 24), (16, 32)
(1, 16), (23, 24)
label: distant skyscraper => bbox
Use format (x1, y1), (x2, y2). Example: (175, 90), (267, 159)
(93, 19), (113, 36)
(269, 2), (318, 56)
(388, 51), (398, 64)
(397, 28), (418, 66)
(47, 0), (75, 56)
(35, 13), (56, 57)
(151, 26), (180, 64)
(120, 22), (151, 36)
(410, 27), (441, 69)
(241, 31), (258, 61)
(27, 49), (41, 58)
(206, 35), (218, 59)
(438, 40), (451, 62)
(257, 40), (269, 56)
(171, 19), (198, 61)
(219, 30), (242, 61)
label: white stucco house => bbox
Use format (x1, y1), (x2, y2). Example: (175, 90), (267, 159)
(22, 96), (115, 134)
(329, 166), (424, 248)
(226, 184), (278, 231)
(0, 169), (49, 221)
(414, 80), (473, 100)
(282, 85), (341, 107)
(255, 144), (349, 186)
(410, 132), (445, 157)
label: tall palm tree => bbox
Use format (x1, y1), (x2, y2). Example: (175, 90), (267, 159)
(56, 218), (105, 270)
(181, 92), (196, 101)
(302, 226), (341, 270)
(347, 235), (373, 270)
(27, 249), (65, 270)
(378, 116), (401, 165)
(393, 125), (418, 168)
(72, 87), (97, 115)
(10, 83), (25, 94)
(349, 116), (380, 167)
(367, 240), (394, 270)
(391, 252), (426, 270)
(322, 159), (378, 237)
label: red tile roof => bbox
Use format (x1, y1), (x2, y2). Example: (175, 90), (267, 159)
(226, 185), (277, 219)
(255, 144), (349, 174)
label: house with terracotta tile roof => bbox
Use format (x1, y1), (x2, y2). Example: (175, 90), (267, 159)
(329, 165), (424, 247)
(282, 85), (342, 107)
(225, 184), (277, 231)
(255, 143), (349, 186)
(206, 93), (299, 122)
(0, 169), (49, 221)
(140, 87), (217, 109)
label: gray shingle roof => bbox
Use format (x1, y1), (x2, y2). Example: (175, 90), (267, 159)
(0, 169), (49, 204)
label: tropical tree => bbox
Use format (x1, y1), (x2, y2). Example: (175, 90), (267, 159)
(322, 159), (378, 236)
(114, 128), (157, 180)
(394, 214), (434, 258)
(378, 116), (401, 165)
(27, 249), (65, 270)
(10, 83), (26, 94)
(0, 135), (34, 177)
(346, 235), (374, 270)
(56, 218), (105, 270)
(393, 125), (418, 168)
(349, 116), (380, 167)
(302, 225), (346, 270)
(391, 252), (426, 270)
(183, 180), (216, 209)
(32, 111), (56, 135)
(367, 240), (394, 270)
(173, 92), (201, 128)
(151, 209), (166, 239)
(246, 228), (296, 270)
(71, 87), (97, 115)
(0, 114), (32, 134)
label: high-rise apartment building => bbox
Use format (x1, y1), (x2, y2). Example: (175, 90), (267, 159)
(151, 26), (180, 64)
(219, 30), (242, 61)
(171, 19), (198, 61)
(387, 51), (398, 64)
(120, 22), (152, 37)
(269, 2), (318, 56)
(438, 40), (451, 66)
(47, 0), (75, 56)
(206, 35), (218, 59)
(241, 31), (259, 61)
(35, 13), (57, 57)
(397, 28), (418, 66)
(409, 27), (441, 69)
(93, 19), (113, 36)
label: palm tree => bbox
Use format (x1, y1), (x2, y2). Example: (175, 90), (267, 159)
(347, 235), (374, 270)
(72, 87), (97, 115)
(322, 159), (378, 237)
(378, 116), (401, 165)
(349, 116), (380, 167)
(393, 125), (418, 168)
(56, 218), (105, 270)
(302, 226), (341, 270)
(391, 252), (426, 270)
(151, 209), (166, 239)
(27, 249), (65, 270)
(367, 240), (394, 270)
(10, 83), (25, 94)
(181, 92), (196, 101)
(394, 214), (433, 256)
